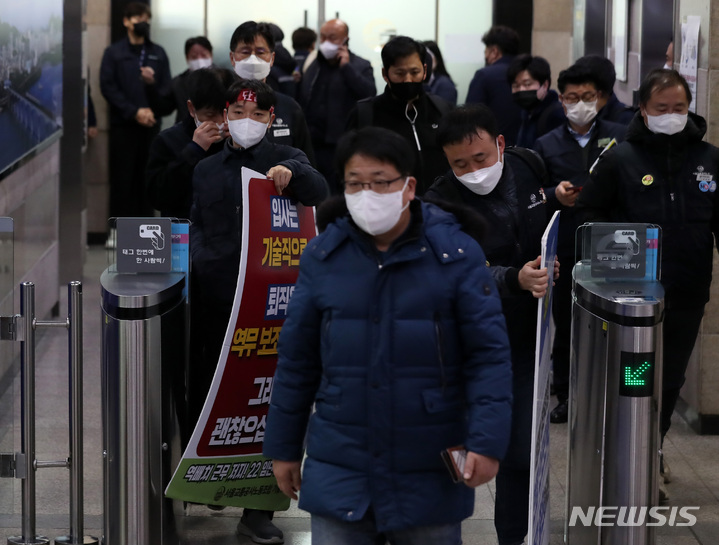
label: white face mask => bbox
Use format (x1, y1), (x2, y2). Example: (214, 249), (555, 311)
(565, 100), (598, 127)
(188, 57), (212, 71)
(454, 139), (503, 195)
(345, 178), (410, 236)
(194, 115), (226, 137)
(646, 113), (688, 135)
(319, 40), (340, 60)
(233, 54), (272, 80)
(227, 117), (268, 149)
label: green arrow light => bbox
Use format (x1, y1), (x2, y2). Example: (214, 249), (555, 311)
(624, 361), (651, 386)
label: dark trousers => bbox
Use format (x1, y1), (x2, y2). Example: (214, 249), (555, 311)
(661, 305), (704, 438)
(494, 359), (534, 545)
(108, 123), (158, 219)
(187, 291), (232, 430)
(313, 142), (341, 195)
(550, 253), (573, 402)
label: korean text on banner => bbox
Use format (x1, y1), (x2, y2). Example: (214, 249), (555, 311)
(165, 167), (317, 510)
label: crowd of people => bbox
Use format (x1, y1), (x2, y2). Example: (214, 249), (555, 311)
(98, 3), (719, 544)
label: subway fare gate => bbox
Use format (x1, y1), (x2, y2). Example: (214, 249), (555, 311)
(566, 223), (663, 545)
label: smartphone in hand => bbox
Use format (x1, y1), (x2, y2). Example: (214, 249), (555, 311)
(441, 445), (467, 483)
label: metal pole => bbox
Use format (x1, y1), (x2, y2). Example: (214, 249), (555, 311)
(21, 282), (36, 542)
(69, 282), (83, 543)
(434, 0), (439, 43)
(203, 0), (208, 37)
(8, 282), (48, 545)
(56, 282), (97, 545)
(318, 0), (325, 29)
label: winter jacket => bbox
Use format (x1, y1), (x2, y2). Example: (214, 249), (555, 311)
(190, 138), (328, 307)
(99, 37), (172, 127)
(300, 51), (376, 145)
(426, 74), (458, 105)
(145, 116), (225, 219)
(346, 87), (452, 195)
(268, 92), (316, 165)
(465, 56), (522, 146)
(535, 118), (627, 256)
(597, 92), (636, 126)
(577, 111), (719, 308)
(516, 90), (566, 150)
(425, 150), (549, 368)
(263, 200), (513, 531)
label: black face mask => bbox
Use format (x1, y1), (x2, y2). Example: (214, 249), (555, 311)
(390, 81), (424, 102)
(513, 90), (541, 110)
(133, 21), (150, 39)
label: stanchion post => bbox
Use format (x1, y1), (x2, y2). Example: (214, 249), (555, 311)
(8, 282), (48, 545)
(55, 282), (98, 545)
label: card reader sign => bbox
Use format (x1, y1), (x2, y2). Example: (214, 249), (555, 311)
(116, 218), (172, 273)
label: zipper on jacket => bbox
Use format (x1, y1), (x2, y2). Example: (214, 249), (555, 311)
(434, 312), (447, 393)
(405, 103), (422, 151)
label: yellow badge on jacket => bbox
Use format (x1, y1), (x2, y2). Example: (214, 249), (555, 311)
(642, 175), (654, 186)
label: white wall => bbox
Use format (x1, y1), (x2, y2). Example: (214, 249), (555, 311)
(151, 0), (493, 106)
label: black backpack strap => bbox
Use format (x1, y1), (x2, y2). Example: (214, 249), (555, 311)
(427, 93), (451, 117)
(504, 146), (550, 187)
(356, 98), (374, 129)
(427, 173), (463, 203)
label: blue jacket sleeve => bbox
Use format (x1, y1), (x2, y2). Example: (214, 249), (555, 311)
(456, 244), (513, 460)
(433, 76), (458, 105)
(465, 70), (487, 104)
(263, 254), (322, 461)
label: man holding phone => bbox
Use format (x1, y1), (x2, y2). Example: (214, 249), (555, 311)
(534, 62), (626, 423)
(298, 18), (376, 192)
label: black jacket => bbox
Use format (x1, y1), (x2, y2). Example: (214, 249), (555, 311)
(300, 51), (376, 145)
(346, 87), (451, 196)
(145, 116), (225, 218)
(269, 92), (316, 165)
(99, 37), (172, 127)
(578, 111), (719, 307)
(190, 138), (328, 307)
(465, 56), (522, 146)
(535, 118), (627, 256)
(168, 69), (192, 124)
(516, 90), (566, 150)
(598, 92), (636, 126)
(425, 151), (549, 368)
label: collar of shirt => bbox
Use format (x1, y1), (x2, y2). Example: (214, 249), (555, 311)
(567, 121), (596, 148)
(222, 136), (270, 162)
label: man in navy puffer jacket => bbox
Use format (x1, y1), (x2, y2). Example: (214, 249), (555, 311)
(264, 127), (513, 543)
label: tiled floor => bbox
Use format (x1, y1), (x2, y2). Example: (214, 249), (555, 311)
(0, 245), (717, 544)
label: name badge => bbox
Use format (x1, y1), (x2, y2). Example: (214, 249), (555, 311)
(273, 129), (290, 137)
(597, 137), (611, 147)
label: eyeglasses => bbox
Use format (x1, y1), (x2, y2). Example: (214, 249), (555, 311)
(562, 92), (599, 105)
(233, 47), (272, 58)
(343, 175), (404, 194)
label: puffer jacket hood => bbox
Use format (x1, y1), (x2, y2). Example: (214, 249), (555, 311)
(625, 110), (707, 145)
(315, 195), (487, 245)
